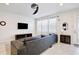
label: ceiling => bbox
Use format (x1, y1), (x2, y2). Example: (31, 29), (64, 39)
(0, 3), (79, 18)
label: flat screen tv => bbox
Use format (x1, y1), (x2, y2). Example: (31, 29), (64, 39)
(18, 23), (28, 29)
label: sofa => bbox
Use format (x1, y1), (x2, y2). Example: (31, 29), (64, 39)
(11, 33), (58, 55)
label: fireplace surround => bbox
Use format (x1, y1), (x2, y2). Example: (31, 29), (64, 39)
(60, 35), (71, 44)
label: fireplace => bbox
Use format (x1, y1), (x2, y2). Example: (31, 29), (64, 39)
(60, 35), (71, 44)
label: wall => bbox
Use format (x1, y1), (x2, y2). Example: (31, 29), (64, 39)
(57, 10), (75, 44)
(36, 8), (79, 45)
(57, 8), (79, 44)
(0, 11), (35, 54)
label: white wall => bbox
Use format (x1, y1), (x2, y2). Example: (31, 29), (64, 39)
(0, 11), (35, 42)
(57, 10), (75, 44)
(57, 8), (79, 44)
(36, 8), (79, 44)
(0, 11), (35, 54)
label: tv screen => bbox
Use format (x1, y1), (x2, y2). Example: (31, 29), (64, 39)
(18, 23), (28, 29)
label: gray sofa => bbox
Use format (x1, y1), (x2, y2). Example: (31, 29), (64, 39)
(11, 33), (58, 55)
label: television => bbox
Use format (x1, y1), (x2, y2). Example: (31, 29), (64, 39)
(18, 23), (28, 29)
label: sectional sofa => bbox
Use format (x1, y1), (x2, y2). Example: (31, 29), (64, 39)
(11, 33), (58, 55)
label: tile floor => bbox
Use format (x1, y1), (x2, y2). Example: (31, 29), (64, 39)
(41, 43), (79, 55)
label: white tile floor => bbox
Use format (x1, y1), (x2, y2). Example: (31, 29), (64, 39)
(41, 43), (79, 55)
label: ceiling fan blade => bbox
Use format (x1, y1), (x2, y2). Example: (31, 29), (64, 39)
(31, 3), (39, 15)
(33, 7), (39, 15)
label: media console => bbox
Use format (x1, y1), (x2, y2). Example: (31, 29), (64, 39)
(15, 33), (32, 40)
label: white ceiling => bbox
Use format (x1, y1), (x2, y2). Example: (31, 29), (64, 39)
(0, 3), (79, 18)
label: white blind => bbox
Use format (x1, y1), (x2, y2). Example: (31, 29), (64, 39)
(37, 20), (42, 34)
(37, 18), (57, 35)
(49, 18), (57, 33)
(41, 20), (48, 35)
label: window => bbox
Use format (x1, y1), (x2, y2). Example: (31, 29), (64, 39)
(41, 20), (48, 35)
(36, 18), (57, 35)
(49, 18), (57, 33)
(37, 20), (42, 34)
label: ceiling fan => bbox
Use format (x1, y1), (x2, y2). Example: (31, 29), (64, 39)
(31, 3), (39, 15)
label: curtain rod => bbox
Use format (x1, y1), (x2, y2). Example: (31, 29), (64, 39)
(35, 15), (59, 20)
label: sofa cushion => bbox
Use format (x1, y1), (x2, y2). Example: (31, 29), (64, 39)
(25, 37), (40, 41)
(11, 40), (24, 49)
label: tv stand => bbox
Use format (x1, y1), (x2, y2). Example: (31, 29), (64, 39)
(15, 33), (32, 40)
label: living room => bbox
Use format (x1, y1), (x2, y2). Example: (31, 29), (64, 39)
(0, 3), (79, 55)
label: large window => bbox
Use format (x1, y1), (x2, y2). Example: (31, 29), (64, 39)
(49, 18), (57, 33)
(41, 20), (48, 35)
(36, 18), (57, 35)
(37, 20), (42, 35)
